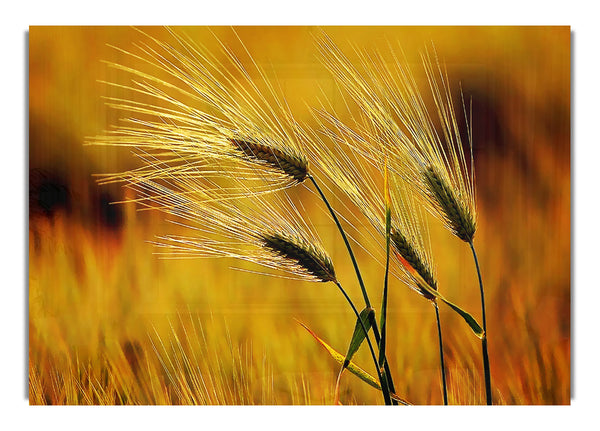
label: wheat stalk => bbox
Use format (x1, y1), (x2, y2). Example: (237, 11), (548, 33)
(316, 34), (491, 404)
(299, 107), (453, 402)
(89, 27), (310, 198)
(156, 177), (397, 402)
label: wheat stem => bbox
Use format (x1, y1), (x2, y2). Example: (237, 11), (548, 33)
(334, 281), (392, 405)
(378, 206), (391, 383)
(378, 208), (391, 370)
(308, 175), (370, 305)
(433, 302), (448, 405)
(469, 240), (492, 405)
(308, 174), (398, 404)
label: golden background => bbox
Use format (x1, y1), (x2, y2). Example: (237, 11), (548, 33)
(28, 26), (570, 405)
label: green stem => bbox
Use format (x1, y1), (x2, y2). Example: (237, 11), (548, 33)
(308, 175), (371, 307)
(434, 302), (448, 405)
(469, 240), (492, 405)
(378, 208), (391, 370)
(308, 175), (398, 404)
(334, 281), (392, 405)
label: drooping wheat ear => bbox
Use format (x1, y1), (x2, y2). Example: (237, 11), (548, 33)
(229, 138), (308, 183)
(89, 27), (311, 197)
(390, 229), (437, 299)
(316, 35), (477, 243)
(261, 232), (336, 283)
(122, 170), (333, 283)
(423, 165), (476, 243)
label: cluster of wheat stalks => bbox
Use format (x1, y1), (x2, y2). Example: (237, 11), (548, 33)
(91, 27), (492, 405)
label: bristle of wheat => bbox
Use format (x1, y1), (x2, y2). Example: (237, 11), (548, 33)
(423, 165), (475, 243)
(230, 138), (309, 183)
(261, 232), (336, 283)
(391, 229), (437, 299)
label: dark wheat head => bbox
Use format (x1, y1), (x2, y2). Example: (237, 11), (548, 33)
(423, 165), (476, 243)
(230, 138), (309, 183)
(391, 229), (437, 300)
(261, 232), (336, 283)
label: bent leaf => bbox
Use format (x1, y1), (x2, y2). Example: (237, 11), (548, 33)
(297, 319), (379, 390)
(395, 245), (483, 338)
(296, 319), (411, 405)
(416, 278), (484, 338)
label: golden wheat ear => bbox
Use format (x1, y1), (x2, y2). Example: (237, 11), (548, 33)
(422, 165), (476, 243)
(390, 229), (437, 299)
(261, 232), (336, 283)
(229, 138), (309, 183)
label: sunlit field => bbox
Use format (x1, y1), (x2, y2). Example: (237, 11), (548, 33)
(28, 26), (570, 405)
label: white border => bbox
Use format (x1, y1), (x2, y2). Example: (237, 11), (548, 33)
(4, 1), (598, 429)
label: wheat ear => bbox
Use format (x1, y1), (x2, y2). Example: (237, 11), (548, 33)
(423, 165), (476, 243)
(261, 232), (335, 283)
(229, 138), (309, 183)
(390, 229), (437, 299)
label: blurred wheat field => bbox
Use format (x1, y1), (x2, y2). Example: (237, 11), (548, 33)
(28, 26), (570, 405)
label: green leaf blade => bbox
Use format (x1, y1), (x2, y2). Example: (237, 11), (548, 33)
(344, 307), (375, 368)
(416, 281), (484, 338)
